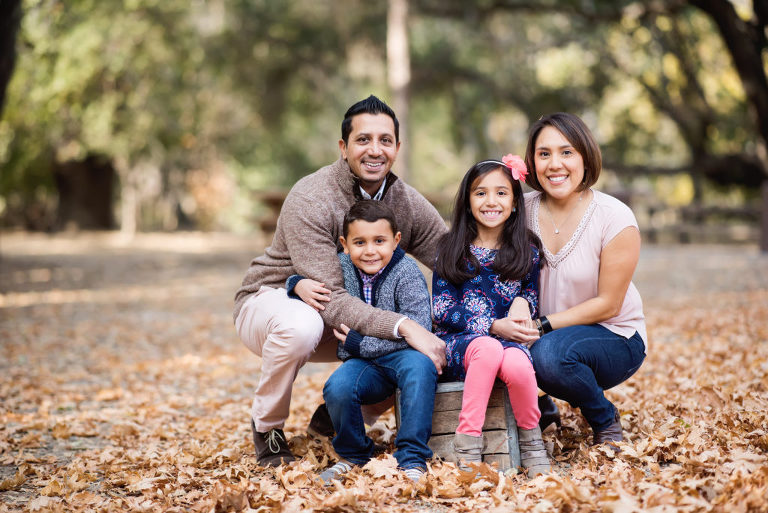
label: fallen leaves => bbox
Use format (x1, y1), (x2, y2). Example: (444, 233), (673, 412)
(1, 235), (768, 512)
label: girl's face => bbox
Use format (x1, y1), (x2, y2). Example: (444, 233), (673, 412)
(533, 126), (585, 201)
(469, 168), (515, 239)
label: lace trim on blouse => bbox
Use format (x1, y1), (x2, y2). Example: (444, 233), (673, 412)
(531, 191), (597, 269)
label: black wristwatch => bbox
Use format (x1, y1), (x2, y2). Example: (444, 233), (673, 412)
(536, 316), (553, 336)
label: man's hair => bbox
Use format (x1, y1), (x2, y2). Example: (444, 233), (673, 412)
(342, 200), (398, 238)
(341, 95), (399, 145)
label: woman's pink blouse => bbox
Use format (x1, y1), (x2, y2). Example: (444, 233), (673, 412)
(525, 190), (647, 348)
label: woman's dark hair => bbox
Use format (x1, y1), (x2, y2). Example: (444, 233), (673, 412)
(435, 161), (541, 286)
(524, 112), (602, 192)
(343, 199), (398, 238)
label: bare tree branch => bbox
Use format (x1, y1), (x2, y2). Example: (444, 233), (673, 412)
(689, 0), (768, 164)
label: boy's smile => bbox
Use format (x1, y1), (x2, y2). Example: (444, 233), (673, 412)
(340, 219), (401, 275)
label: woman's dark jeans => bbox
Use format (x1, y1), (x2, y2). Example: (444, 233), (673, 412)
(531, 324), (645, 432)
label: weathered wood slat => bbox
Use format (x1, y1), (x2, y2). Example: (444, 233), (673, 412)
(428, 430), (510, 458)
(483, 453), (511, 469)
(432, 387), (504, 412)
(430, 407), (507, 435)
(395, 381), (521, 470)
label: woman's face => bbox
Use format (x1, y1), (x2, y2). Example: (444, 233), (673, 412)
(533, 126), (585, 201)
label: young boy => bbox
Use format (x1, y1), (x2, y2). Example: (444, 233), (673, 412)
(286, 200), (436, 483)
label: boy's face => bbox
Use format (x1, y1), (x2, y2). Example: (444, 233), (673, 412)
(340, 219), (401, 275)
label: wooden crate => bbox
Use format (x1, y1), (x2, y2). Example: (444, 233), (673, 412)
(395, 381), (520, 470)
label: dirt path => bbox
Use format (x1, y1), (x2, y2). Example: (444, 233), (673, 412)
(1, 232), (767, 512)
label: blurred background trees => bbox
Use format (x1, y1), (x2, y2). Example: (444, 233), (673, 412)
(0, 0), (765, 244)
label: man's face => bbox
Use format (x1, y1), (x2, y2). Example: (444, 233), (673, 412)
(340, 219), (401, 275)
(339, 113), (400, 196)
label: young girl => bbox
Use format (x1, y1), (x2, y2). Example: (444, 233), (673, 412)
(432, 155), (551, 477)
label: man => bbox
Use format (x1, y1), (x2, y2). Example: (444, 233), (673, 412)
(234, 95), (448, 466)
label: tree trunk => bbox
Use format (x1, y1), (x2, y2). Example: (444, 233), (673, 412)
(387, 0), (411, 180)
(53, 155), (116, 230)
(689, 0), (768, 172)
(0, 0), (22, 118)
(762, 181), (768, 252)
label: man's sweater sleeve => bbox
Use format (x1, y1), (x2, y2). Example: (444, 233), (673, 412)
(280, 190), (403, 339)
(344, 260), (431, 358)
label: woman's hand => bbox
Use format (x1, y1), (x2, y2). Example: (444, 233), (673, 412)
(294, 279), (331, 311)
(333, 323), (350, 344)
(491, 317), (539, 346)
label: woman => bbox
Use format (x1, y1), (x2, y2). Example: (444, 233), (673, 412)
(515, 112), (646, 445)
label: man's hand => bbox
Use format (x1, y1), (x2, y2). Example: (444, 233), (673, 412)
(294, 279), (331, 311)
(398, 319), (446, 374)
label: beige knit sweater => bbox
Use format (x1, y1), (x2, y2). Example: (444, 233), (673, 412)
(234, 158), (447, 340)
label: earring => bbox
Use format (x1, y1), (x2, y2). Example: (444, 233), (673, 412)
(512, 207), (517, 213)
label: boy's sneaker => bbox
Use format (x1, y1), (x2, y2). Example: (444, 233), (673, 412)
(307, 403), (335, 439)
(403, 467), (425, 483)
(251, 420), (296, 467)
(318, 460), (354, 485)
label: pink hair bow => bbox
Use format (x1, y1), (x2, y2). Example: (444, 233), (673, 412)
(501, 154), (528, 181)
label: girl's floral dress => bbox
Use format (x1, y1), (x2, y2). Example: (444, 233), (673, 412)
(432, 244), (540, 382)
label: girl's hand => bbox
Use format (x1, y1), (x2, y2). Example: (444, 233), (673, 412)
(491, 317), (539, 345)
(507, 297), (532, 322)
(334, 323), (350, 344)
(294, 279), (331, 311)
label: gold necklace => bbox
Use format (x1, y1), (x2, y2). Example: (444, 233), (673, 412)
(543, 192), (583, 235)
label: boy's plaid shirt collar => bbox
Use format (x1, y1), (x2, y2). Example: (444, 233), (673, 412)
(357, 267), (385, 304)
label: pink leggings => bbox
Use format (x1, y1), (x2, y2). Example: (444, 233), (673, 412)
(457, 336), (541, 434)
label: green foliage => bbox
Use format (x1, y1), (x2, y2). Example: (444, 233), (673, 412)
(0, 0), (763, 231)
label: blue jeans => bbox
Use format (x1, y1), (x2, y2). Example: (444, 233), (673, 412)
(530, 324), (645, 432)
(323, 349), (437, 470)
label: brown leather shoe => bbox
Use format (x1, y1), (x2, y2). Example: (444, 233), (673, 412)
(307, 403), (335, 439)
(538, 394), (561, 431)
(251, 420), (296, 467)
(593, 409), (623, 447)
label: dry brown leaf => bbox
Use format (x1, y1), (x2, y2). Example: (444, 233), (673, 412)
(3, 237), (767, 512)
(0, 469), (26, 491)
(27, 496), (62, 512)
(363, 453), (399, 479)
(39, 478), (64, 497)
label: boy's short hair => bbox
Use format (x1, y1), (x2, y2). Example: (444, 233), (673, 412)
(343, 200), (398, 238)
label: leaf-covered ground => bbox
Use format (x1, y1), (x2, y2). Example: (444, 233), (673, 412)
(1, 232), (767, 512)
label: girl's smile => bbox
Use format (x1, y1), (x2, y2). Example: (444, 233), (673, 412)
(469, 168), (515, 245)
